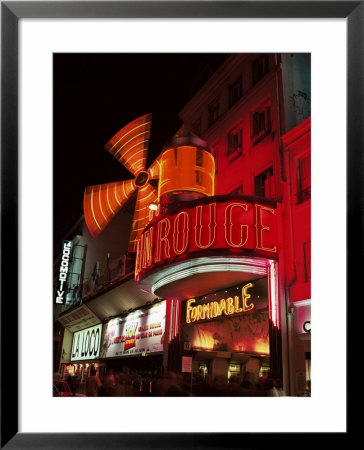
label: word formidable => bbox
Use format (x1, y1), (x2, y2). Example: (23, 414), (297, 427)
(135, 198), (279, 279)
(186, 282), (255, 323)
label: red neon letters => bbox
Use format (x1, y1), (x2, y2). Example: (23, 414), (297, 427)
(135, 198), (279, 279)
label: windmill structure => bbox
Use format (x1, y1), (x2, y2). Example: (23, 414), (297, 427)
(83, 113), (160, 252)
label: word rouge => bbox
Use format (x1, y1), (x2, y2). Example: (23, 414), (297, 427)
(135, 199), (278, 279)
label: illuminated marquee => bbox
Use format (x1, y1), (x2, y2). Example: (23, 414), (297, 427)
(135, 197), (279, 280)
(181, 279), (270, 354)
(186, 282), (254, 323)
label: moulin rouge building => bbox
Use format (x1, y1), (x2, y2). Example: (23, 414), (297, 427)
(54, 53), (311, 396)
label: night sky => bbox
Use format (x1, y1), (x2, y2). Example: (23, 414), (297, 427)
(53, 53), (229, 245)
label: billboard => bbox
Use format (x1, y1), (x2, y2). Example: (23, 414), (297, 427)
(100, 301), (166, 358)
(71, 323), (102, 361)
(57, 304), (101, 333)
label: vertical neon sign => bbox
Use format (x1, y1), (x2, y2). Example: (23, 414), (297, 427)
(268, 260), (280, 328)
(56, 240), (72, 304)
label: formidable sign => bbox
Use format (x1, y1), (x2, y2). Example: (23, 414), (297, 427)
(182, 279), (269, 355)
(186, 283), (255, 323)
(71, 324), (102, 361)
(135, 197), (279, 280)
(56, 240), (72, 304)
(100, 301), (166, 358)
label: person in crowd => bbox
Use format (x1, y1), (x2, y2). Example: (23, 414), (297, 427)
(255, 377), (266, 396)
(240, 371), (255, 392)
(211, 375), (228, 396)
(66, 373), (73, 394)
(86, 367), (102, 397)
(111, 372), (126, 396)
(153, 370), (184, 396)
(123, 373), (135, 396)
(102, 368), (116, 396)
(227, 374), (243, 396)
(264, 377), (279, 396)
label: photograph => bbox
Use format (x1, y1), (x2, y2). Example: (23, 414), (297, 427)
(2, 0), (359, 447)
(53, 52), (311, 399)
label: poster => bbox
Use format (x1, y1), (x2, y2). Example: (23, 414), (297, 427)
(100, 301), (166, 358)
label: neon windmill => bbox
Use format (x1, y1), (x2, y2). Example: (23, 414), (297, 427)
(83, 113), (160, 252)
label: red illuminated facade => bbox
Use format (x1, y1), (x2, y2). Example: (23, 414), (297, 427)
(175, 53), (311, 394)
(54, 53), (310, 396)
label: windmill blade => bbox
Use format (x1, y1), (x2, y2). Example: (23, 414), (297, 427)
(128, 183), (158, 252)
(84, 179), (135, 238)
(104, 113), (152, 177)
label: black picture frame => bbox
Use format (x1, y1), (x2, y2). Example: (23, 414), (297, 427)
(1, 1), (360, 448)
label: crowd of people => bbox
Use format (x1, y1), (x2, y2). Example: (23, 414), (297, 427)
(65, 367), (289, 397)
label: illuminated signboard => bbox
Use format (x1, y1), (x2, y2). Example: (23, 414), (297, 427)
(182, 279), (269, 355)
(135, 196), (279, 280)
(186, 282), (256, 323)
(100, 301), (166, 358)
(55, 240), (72, 304)
(71, 324), (102, 361)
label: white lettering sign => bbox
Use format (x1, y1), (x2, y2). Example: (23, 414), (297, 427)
(71, 324), (102, 361)
(56, 241), (72, 304)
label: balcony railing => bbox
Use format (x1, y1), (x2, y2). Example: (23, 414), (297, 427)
(82, 253), (135, 299)
(54, 253), (136, 317)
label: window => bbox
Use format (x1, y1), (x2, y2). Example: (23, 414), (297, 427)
(255, 166), (275, 199)
(231, 184), (243, 196)
(226, 127), (243, 159)
(252, 55), (269, 85)
(251, 105), (271, 142)
(229, 76), (242, 107)
(303, 241), (311, 282)
(208, 98), (219, 127)
(296, 154), (311, 204)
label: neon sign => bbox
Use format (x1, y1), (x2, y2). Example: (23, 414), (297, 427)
(186, 282), (255, 323)
(135, 197), (279, 280)
(56, 240), (72, 304)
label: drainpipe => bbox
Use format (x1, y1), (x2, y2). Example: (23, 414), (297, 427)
(276, 55), (297, 395)
(286, 304), (295, 395)
(275, 53), (287, 184)
(283, 148), (297, 395)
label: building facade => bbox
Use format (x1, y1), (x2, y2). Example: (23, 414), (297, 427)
(177, 53), (311, 394)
